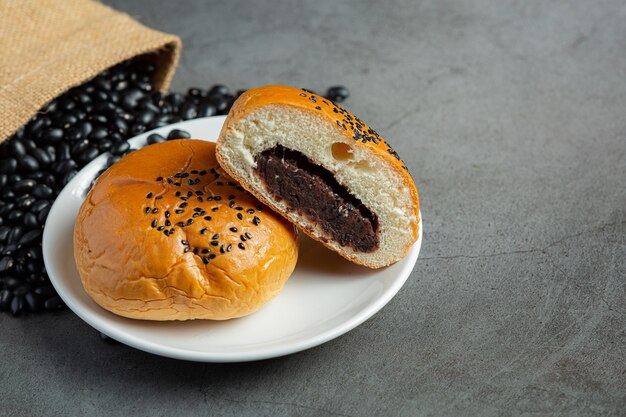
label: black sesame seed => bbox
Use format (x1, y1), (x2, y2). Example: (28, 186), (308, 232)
(203, 216), (212, 221)
(187, 179), (194, 185)
(180, 202), (188, 208)
(165, 210), (170, 218)
(193, 248), (199, 254)
(212, 233), (220, 239)
(235, 206), (243, 211)
(187, 191), (193, 197)
(192, 213), (199, 218)
(216, 181), (223, 186)
(165, 220), (171, 226)
(256, 204), (263, 211)
(151, 208), (158, 214)
(169, 228), (174, 233)
(195, 191), (204, 196)
(167, 178), (173, 184)
(315, 106), (322, 110)
(201, 249), (209, 254)
(235, 186), (244, 191)
(238, 243), (245, 250)
(164, 230), (170, 236)
(175, 191), (181, 197)
(144, 207), (150, 214)
(209, 254), (216, 260)
(220, 245), (225, 254)
(177, 222), (184, 227)
(229, 227), (238, 232)
(240, 235), (247, 242)
(200, 228), (208, 234)
(197, 197), (203, 202)
(173, 182), (181, 186)
(156, 176), (163, 181)
(199, 170), (207, 176)
(146, 192), (153, 198)
(155, 196), (163, 200)
(180, 196), (188, 201)
(191, 170), (198, 174)
(184, 247), (190, 253)
(212, 207), (219, 212)
(151, 220), (157, 228)
(227, 244), (232, 252)
(186, 219), (194, 225)
(181, 240), (188, 245)
(247, 209), (255, 214)
(229, 201), (235, 208)
(245, 232), (252, 239)
(214, 196), (222, 201)
(253, 216), (261, 225)
(202, 256), (209, 264)
(210, 241), (219, 246)
(227, 182), (236, 187)
(157, 226), (165, 231)
(237, 213), (243, 220)
(228, 194), (235, 200)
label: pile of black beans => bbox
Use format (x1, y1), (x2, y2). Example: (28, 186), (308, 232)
(0, 55), (349, 317)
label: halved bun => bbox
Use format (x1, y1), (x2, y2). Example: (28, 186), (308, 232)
(74, 139), (298, 320)
(216, 86), (419, 269)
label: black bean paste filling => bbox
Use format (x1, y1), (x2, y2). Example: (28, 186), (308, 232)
(254, 145), (379, 252)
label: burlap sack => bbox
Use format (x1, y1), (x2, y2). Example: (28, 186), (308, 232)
(0, 0), (182, 144)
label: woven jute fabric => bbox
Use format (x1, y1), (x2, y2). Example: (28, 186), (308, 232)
(0, 0), (182, 144)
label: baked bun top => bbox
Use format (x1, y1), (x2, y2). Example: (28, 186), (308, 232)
(74, 139), (298, 321)
(217, 86), (419, 268)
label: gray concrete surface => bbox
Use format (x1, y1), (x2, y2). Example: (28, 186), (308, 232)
(1, 1), (624, 416)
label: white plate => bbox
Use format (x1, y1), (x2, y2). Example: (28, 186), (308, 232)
(42, 116), (422, 362)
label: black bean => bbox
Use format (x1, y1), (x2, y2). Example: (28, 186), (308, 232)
(209, 84), (230, 96)
(0, 173), (7, 189)
(56, 142), (71, 161)
(8, 140), (27, 157)
(0, 227), (9, 242)
(97, 139), (113, 152)
(37, 206), (51, 225)
(32, 184), (53, 199)
(60, 170), (77, 187)
(34, 286), (56, 298)
(111, 141), (130, 155)
(167, 129), (191, 140)
(17, 196), (37, 210)
(44, 295), (65, 311)
(179, 102), (198, 120)
(76, 120), (93, 138)
(147, 133), (166, 145)
(14, 284), (31, 296)
(30, 200), (50, 214)
(77, 147), (100, 165)
(89, 126), (108, 140)
(70, 139), (90, 156)
(0, 256), (14, 273)
(0, 289), (12, 311)
(64, 126), (83, 142)
(13, 179), (37, 194)
(43, 128), (64, 143)
(0, 158), (17, 174)
(197, 102), (217, 117)
(10, 295), (24, 316)
(8, 210), (24, 223)
(136, 109), (155, 125)
(326, 86), (350, 102)
(7, 226), (23, 244)
(30, 147), (51, 166)
(23, 212), (39, 229)
(19, 230), (42, 245)
(17, 154), (39, 171)
(25, 291), (43, 312)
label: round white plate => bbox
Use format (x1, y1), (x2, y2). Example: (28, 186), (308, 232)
(42, 115), (422, 362)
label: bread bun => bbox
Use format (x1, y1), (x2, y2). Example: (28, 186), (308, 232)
(216, 86), (419, 269)
(74, 139), (298, 320)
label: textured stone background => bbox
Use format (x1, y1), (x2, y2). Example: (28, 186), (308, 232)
(1, 1), (624, 416)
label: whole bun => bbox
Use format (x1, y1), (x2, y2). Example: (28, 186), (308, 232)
(74, 139), (298, 320)
(216, 86), (419, 269)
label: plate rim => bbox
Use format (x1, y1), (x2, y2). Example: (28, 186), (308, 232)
(42, 115), (422, 362)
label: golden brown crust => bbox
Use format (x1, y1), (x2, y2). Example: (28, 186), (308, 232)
(217, 86), (420, 268)
(73, 140), (298, 320)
